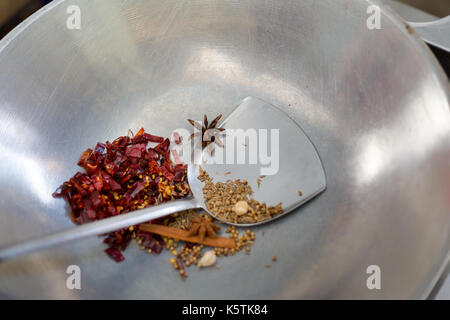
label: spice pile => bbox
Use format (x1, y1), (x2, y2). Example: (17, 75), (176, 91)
(198, 167), (283, 224)
(141, 210), (256, 279)
(53, 128), (258, 280)
(53, 128), (190, 261)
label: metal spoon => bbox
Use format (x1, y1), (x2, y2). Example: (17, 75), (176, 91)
(0, 97), (326, 261)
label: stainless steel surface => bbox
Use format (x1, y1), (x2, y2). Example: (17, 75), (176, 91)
(0, 96), (327, 260)
(0, 0), (449, 299)
(388, 0), (450, 299)
(202, 96), (326, 227)
(408, 16), (450, 53)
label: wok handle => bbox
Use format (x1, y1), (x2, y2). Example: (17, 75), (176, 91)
(409, 15), (450, 53)
(0, 198), (200, 262)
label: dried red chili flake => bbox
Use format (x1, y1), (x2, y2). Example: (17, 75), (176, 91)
(53, 128), (191, 261)
(105, 247), (125, 262)
(154, 138), (171, 160)
(160, 166), (174, 182)
(146, 148), (159, 161)
(125, 143), (146, 158)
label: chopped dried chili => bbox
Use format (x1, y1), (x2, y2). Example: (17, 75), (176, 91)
(53, 129), (190, 261)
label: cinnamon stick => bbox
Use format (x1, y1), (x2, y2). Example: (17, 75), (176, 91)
(139, 224), (235, 248)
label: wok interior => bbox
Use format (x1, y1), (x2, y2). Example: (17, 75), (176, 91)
(0, 0), (449, 299)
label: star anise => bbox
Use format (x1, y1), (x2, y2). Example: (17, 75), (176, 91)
(188, 114), (226, 150)
(186, 217), (221, 243)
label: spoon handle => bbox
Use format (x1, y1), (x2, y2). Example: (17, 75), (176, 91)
(0, 198), (199, 262)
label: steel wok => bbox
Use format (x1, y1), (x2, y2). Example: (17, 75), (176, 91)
(0, 0), (449, 299)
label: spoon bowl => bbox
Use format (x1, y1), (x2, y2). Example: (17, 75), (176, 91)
(193, 97), (326, 227)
